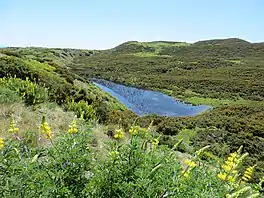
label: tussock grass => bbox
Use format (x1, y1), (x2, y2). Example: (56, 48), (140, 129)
(90, 123), (134, 160)
(91, 123), (108, 148)
(0, 102), (75, 138)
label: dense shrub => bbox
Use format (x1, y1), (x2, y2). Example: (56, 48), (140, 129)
(0, 77), (48, 105)
(0, 123), (94, 197)
(65, 100), (97, 120)
(0, 87), (21, 103)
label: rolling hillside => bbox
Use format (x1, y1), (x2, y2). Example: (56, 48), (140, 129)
(68, 38), (264, 179)
(1, 38), (264, 183)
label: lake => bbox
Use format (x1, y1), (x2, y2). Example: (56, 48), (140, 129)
(92, 79), (211, 117)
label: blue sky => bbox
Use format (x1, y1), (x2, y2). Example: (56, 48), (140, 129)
(0, 0), (263, 49)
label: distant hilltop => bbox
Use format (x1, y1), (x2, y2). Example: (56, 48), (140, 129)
(2, 38), (264, 51)
(107, 38), (264, 58)
(114, 38), (259, 50)
(116, 38), (262, 47)
(193, 38), (251, 45)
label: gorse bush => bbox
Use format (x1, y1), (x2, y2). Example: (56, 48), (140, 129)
(0, 76), (48, 105)
(65, 100), (97, 120)
(0, 116), (263, 197)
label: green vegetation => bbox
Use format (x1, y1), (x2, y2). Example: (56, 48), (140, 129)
(67, 38), (264, 180)
(0, 116), (263, 197)
(0, 38), (264, 196)
(0, 50), (130, 122)
(184, 96), (264, 107)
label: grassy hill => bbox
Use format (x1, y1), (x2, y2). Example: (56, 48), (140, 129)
(70, 38), (264, 102)
(107, 38), (264, 58)
(0, 39), (264, 197)
(68, 38), (264, 180)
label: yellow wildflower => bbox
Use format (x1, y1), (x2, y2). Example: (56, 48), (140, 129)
(227, 175), (235, 183)
(195, 145), (210, 156)
(217, 171), (236, 183)
(222, 163), (234, 172)
(184, 159), (197, 168)
(242, 166), (255, 182)
(225, 160), (235, 168)
(114, 128), (124, 140)
(0, 138), (4, 149)
(9, 114), (19, 134)
(230, 152), (239, 159)
(221, 152), (239, 173)
(152, 137), (159, 149)
(129, 126), (138, 136)
(217, 172), (227, 181)
(217, 148), (249, 184)
(179, 159), (197, 180)
(110, 151), (120, 160)
(40, 116), (52, 139)
(181, 170), (190, 178)
(68, 119), (78, 134)
(232, 170), (238, 175)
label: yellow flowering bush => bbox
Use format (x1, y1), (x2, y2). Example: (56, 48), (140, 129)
(217, 146), (248, 183)
(0, 76), (48, 105)
(128, 126), (139, 136)
(128, 125), (148, 137)
(68, 119), (78, 134)
(40, 116), (52, 139)
(242, 165), (256, 183)
(113, 128), (124, 140)
(180, 159), (198, 178)
(217, 146), (260, 197)
(9, 114), (19, 134)
(66, 100), (97, 121)
(0, 138), (4, 149)
(151, 136), (160, 150)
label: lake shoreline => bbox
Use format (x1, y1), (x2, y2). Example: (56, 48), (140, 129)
(91, 78), (211, 117)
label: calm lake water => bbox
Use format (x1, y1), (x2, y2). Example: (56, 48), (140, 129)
(92, 79), (211, 117)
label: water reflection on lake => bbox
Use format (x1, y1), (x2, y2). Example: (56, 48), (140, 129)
(92, 79), (211, 117)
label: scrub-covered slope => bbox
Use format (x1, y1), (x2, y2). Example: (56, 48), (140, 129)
(0, 47), (133, 123)
(0, 41), (263, 196)
(69, 38), (264, 179)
